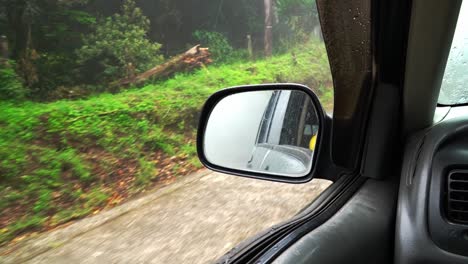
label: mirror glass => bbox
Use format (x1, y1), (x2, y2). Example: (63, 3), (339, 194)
(204, 90), (319, 177)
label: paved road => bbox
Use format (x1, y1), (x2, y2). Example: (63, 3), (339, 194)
(1, 170), (330, 264)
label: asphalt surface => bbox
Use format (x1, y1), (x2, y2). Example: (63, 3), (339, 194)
(1, 170), (330, 264)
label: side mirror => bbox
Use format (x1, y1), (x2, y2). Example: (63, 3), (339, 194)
(197, 84), (326, 183)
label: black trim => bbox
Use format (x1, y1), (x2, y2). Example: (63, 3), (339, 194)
(196, 83), (327, 184)
(438, 102), (468, 108)
(317, 0), (374, 170)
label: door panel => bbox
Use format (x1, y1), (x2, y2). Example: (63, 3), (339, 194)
(272, 178), (398, 264)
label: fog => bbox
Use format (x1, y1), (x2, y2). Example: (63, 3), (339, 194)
(204, 91), (273, 169)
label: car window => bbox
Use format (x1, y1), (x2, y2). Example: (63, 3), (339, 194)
(439, 0), (468, 105)
(0, 1), (333, 262)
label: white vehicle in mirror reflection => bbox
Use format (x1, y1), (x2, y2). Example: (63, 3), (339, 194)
(247, 90), (319, 176)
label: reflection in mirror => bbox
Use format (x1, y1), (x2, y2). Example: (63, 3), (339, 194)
(204, 90), (319, 177)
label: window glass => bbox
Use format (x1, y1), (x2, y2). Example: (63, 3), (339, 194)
(439, 0), (468, 105)
(0, 1), (332, 262)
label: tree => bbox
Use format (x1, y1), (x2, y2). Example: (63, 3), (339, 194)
(264, 0), (273, 57)
(77, 0), (163, 81)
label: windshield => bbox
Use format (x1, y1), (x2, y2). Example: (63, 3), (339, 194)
(439, 0), (468, 105)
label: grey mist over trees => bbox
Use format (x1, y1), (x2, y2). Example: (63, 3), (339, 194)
(0, 0), (320, 100)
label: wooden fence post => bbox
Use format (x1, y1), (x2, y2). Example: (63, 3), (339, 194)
(0, 35), (9, 64)
(247, 35), (253, 59)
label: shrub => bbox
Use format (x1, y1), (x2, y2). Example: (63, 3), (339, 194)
(0, 61), (26, 100)
(32, 53), (80, 99)
(136, 158), (157, 186)
(193, 30), (234, 64)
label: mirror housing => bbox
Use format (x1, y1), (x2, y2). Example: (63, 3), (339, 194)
(197, 84), (326, 183)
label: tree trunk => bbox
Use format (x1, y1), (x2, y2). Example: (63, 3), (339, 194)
(264, 0), (273, 57)
(6, 1), (30, 59)
(115, 45), (212, 87)
(0, 36), (9, 61)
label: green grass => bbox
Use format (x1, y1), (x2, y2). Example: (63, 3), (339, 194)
(0, 41), (333, 245)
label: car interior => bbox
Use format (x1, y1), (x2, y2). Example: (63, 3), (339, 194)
(197, 0), (468, 263)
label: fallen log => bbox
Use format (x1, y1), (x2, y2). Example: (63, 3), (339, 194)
(115, 45), (212, 87)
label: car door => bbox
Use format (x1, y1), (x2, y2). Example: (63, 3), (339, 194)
(196, 0), (412, 263)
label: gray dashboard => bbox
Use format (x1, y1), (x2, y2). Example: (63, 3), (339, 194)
(395, 105), (468, 263)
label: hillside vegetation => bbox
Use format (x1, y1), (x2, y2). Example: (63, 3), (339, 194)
(0, 42), (332, 245)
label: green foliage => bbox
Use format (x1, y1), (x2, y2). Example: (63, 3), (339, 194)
(0, 215), (46, 244)
(77, 0), (163, 81)
(136, 158), (157, 186)
(50, 207), (93, 226)
(276, 0), (317, 11)
(32, 53), (80, 97)
(64, 10), (96, 25)
(0, 61), (26, 100)
(33, 189), (53, 213)
(82, 188), (109, 208)
(42, 10), (96, 41)
(193, 30), (234, 64)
